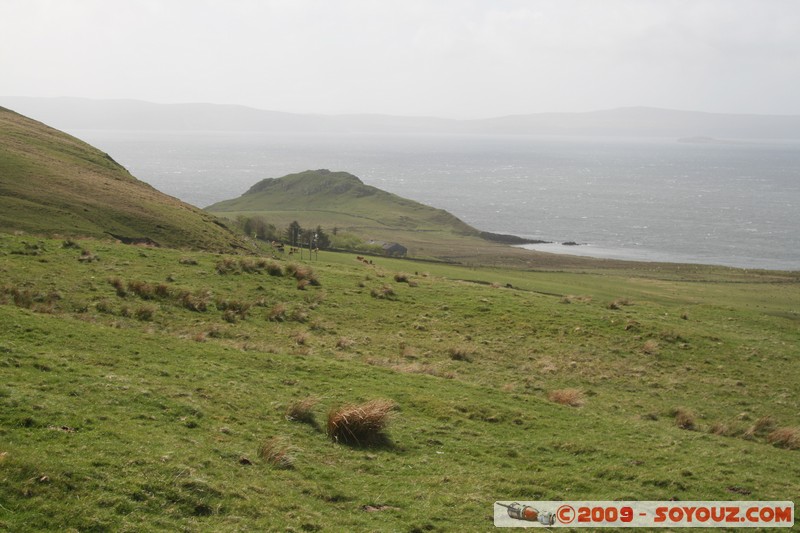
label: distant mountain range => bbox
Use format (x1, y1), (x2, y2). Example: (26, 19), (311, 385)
(2, 96), (799, 139)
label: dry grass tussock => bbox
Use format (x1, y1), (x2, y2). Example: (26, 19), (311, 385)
(743, 416), (777, 439)
(607, 298), (633, 310)
(258, 436), (294, 469)
(327, 399), (396, 446)
(766, 427), (800, 449)
(370, 285), (395, 299)
(547, 388), (585, 407)
(448, 345), (475, 362)
(561, 294), (593, 304)
(642, 339), (659, 355)
(673, 407), (696, 430)
(285, 396), (319, 424)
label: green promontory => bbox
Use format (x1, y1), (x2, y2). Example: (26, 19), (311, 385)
(0, 106), (247, 251)
(208, 169), (540, 261)
(208, 169), (478, 235)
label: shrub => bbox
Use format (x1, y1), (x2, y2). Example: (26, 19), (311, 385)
(286, 397), (319, 424)
(547, 388), (585, 407)
(327, 399), (396, 446)
(258, 436), (294, 469)
(673, 408), (696, 430)
(393, 273), (410, 283)
(766, 427), (800, 449)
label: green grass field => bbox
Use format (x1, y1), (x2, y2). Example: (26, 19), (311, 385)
(1, 233), (798, 531)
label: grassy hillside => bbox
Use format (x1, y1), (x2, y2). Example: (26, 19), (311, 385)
(1, 233), (797, 531)
(0, 107), (247, 252)
(206, 169), (540, 262)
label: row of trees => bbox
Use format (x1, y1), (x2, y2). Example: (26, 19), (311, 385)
(236, 216), (332, 249)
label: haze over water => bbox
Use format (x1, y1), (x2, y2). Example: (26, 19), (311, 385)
(75, 130), (800, 271)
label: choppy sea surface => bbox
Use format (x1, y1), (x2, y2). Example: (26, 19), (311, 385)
(72, 130), (800, 270)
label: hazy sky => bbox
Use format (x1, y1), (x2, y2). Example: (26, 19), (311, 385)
(2, 0), (799, 118)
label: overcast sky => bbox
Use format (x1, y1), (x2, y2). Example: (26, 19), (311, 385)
(1, 0), (799, 118)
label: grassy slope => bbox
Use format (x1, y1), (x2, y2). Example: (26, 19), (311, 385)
(206, 169), (538, 263)
(1, 234), (797, 531)
(0, 107), (247, 252)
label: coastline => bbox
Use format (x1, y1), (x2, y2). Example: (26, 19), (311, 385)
(513, 242), (800, 272)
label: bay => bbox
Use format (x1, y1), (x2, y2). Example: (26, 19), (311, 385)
(72, 130), (800, 270)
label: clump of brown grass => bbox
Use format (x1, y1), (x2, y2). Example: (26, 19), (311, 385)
(78, 249), (99, 263)
(287, 263), (320, 286)
(370, 285), (395, 299)
(258, 436), (295, 469)
(561, 295), (593, 304)
(547, 388), (585, 407)
(448, 345), (474, 362)
(607, 298), (632, 310)
(744, 416), (777, 439)
(176, 290), (208, 312)
(336, 337), (355, 350)
(673, 408), (696, 430)
(268, 303), (287, 322)
(286, 397), (319, 424)
(393, 273), (410, 283)
(293, 331), (310, 346)
(642, 339), (659, 355)
(327, 399), (396, 446)
(766, 427), (800, 449)
(134, 304), (157, 321)
(108, 277), (127, 297)
(127, 280), (156, 300)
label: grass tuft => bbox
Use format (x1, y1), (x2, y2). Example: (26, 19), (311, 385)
(448, 345), (474, 362)
(673, 408), (697, 430)
(327, 399), (396, 447)
(744, 416), (777, 439)
(766, 427), (800, 449)
(547, 388), (585, 407)
(258, 436), (295, 469)
(286, 396), (319, 424)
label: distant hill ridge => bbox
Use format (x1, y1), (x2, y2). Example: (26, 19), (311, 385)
(3, 97), (800, 139)
(0, 106), (247, 251)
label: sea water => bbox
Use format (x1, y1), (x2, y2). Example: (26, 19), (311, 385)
(72, 130), (800, 270)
